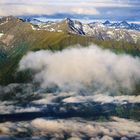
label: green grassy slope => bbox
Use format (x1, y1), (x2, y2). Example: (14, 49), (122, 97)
(0, 17), (140, 85)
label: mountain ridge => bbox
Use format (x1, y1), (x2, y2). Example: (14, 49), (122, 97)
(0, 16), (140, 85)
(1, 16), (140, 44)
(21, 16), (140, 31)
(20, 17), (140, 44)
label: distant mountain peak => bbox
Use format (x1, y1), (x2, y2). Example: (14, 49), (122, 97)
(104, 20), (111, 25)
(2, 16), (17, 21)
(121, 20), (128, 24)
(0, 16), (21, 26)
(120, 20), (129, 26)
(65, 17), (72, 21)
(63, 18), (73, 24)
(17, 16), (140, 33)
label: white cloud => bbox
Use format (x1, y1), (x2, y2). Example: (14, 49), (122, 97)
(0, 0), (138, 16)
(31, 117), (140, 138)
(0, 1), (100, 16)
(19, 45), (140, 93)
(0, 117), (138, 138)
(63, 94), (140, 104)
(0, 116), (139, 139)
(71, 7), (100, 15)
(0, 5), (99, 16)
(80, 1), (133, 7)
(0, 101), (41, 114)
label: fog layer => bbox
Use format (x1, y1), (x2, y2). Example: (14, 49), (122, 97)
(19, 45), (140, 94)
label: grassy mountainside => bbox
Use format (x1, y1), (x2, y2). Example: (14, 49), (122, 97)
(0, 16), (140, 85)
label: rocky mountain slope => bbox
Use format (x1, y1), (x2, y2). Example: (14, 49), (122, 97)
(24, 16), (140, 31)
(103, 20), (140, 31)
(27, 18), (140, 44)
(0, 16), (140, 85)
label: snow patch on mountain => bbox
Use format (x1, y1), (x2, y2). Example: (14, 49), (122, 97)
(0, 33), (4, 38)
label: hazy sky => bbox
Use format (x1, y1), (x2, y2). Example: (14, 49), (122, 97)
(0, 0), (139, 21)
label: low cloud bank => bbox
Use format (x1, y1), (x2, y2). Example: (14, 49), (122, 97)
(19, 45), (140, 94)
(31, 117), (140, 139)
(0, 117), (140, 139)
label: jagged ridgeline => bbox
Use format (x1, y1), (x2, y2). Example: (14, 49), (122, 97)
(0, 16), (140, 85)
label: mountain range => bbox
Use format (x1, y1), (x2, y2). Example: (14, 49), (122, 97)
(23, 17), (140, 44)
(25, 17), (140, 31)
(0, 16), (140, 85)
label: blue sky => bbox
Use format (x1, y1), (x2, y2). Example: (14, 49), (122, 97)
(0, 0), (139, 22)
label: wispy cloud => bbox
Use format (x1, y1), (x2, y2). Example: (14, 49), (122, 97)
(0, 0), (139, 21)
(0, 0), (100, 16)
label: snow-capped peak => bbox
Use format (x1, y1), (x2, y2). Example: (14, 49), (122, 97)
(18, 17), (140, 43)
(103, 20), (111, 25)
